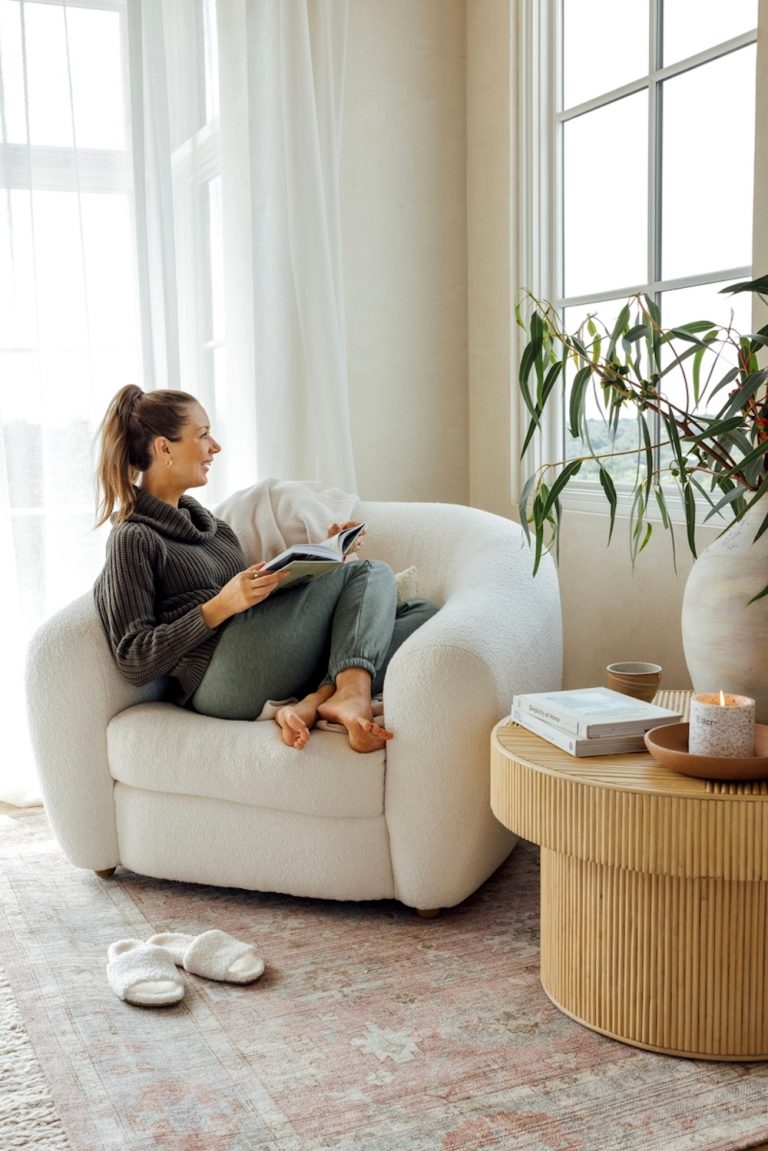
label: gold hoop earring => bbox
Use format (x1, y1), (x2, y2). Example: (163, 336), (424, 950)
(164, 457), (173, 469)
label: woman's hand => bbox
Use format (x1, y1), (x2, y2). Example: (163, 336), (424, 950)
(200, 564), (286, 629)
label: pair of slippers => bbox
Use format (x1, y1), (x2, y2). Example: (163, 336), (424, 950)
(106, 930), (265, 1007)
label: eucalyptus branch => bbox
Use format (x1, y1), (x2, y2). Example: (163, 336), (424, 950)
(517, 275), (768, 571)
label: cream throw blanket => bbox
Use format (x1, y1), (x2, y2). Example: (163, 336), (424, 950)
(214, 478), (360, 565)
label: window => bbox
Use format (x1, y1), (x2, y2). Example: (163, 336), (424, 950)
(0, 0), (226, 631)
(537, 0), (758, 496)
(0, 0), (140, 625)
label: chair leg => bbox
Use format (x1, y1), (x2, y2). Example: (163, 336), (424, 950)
(94, 868), (116, 879)
(416, 908), (441, 919)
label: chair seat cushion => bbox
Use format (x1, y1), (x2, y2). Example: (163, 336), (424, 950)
(107, 703), (385, 819)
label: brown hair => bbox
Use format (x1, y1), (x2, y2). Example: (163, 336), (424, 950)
(95, 385), (198, 524)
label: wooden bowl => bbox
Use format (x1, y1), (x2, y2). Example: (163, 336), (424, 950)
(644, 722), (768, 781)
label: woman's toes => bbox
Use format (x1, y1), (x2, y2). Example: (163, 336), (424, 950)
(347, 717), (394, 753)
(276, 707), (310, 749)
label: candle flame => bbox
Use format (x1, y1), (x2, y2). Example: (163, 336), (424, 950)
(719, 689), (727, 707)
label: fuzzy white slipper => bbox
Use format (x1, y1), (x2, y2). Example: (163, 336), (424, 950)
(106, 939), (185, 1006)
(147, 930), (265, 984)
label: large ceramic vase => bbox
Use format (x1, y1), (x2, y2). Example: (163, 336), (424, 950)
(681, 501), (768, 723)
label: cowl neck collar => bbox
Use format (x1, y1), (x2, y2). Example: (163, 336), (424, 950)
(127, 487), (219, 543)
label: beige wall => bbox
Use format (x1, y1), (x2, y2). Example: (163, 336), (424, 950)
(467, 0), (515, 517)
(556, 513), (719, 690)
(341, 0), (469, 504)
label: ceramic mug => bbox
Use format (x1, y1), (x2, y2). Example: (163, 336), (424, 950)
(606, 661), (662, 703)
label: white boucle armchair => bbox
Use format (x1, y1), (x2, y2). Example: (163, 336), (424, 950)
(26, 492), (562, 913)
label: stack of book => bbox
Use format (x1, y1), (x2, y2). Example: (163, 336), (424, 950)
(510, 687), (683, 757)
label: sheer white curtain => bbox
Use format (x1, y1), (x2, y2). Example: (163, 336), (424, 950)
(0, 0), (355, 805)
(214, 0), (356, 491)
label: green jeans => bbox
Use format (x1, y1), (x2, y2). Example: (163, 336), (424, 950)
(189, 559), (438, 720)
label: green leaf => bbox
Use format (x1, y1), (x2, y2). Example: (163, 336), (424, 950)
(598, 466), (617, 543)
(747, 584), (768, 606)
(645, 295), (661, 326)
(606, 303), (631, 361)
(539, 359), (563, 408)
(637, 521), (653, 555)
(720, 274), (768, 296)
(668, 321), (717, 336)
(519, 340), (540, 416)
(683, 483), (698, 557)
(531, 491), (547, 575)
(540, 459), (584, 521)
(662, 410), (685, 475)
(622, 323), (649, 345)
(654, 487), (677, 571)
(568, 366), (593, 438)
(718, 439), (768, 480)
(692, 345), (705, 404)
(682, 416), (745, 445)
(708, 365), (740, 402)
(638, 413), (654, 494)
(718, 370), (768, 419)
(702, 485), (749, 522)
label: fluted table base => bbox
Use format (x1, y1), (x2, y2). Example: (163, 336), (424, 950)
(490, 697), (768, 1060)
(540, 849), (768, 1059)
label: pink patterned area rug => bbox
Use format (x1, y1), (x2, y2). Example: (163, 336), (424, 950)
(2, 805), (768, 1151)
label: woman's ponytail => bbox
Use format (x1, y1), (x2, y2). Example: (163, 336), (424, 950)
(95, 385), (197, 525)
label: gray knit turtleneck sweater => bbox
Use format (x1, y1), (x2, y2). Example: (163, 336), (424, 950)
(94, 487), (247, 703)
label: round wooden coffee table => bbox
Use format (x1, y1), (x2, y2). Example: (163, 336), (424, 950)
(490, 690), (768, 1060)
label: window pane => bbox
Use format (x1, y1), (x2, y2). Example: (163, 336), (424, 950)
(19, 2), (73, 146)
(30, 193), (88, 346)
(80, 193), (140, 350)
(661, 48), (755, 281)
(66, 7), (126, 149)
(562, 93), (648, 298)
(660, 282), (753, 335)
(0, 1), (26, 143)
(663, 0), (757, 66)
(562, 0), (648, 109)
(0, 1), (125, 148)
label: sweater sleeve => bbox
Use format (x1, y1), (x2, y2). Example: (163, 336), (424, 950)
(95, 526), (217, 687)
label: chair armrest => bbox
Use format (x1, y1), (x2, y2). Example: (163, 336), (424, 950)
(25, 593), (167, 870)
(370, 503), (562, 909)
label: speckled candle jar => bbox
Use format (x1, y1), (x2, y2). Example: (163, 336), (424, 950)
(689, 693), (756, 758)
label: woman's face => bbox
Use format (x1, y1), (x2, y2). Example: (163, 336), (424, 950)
(168, 403), (221, 489)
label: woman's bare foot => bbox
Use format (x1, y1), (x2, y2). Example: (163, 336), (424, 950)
(275, 687), (334, 749)
(345, 715), (395, 753)
(318, 671), (393, 753)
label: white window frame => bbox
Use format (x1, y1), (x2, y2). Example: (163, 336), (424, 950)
(516, 0), (759, 523)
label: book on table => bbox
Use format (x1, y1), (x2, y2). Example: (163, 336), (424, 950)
(510, 706), (650, 757)
(511, 686), (682, 739)
(264, 522), (366, 589)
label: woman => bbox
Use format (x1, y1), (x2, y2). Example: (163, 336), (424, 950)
(94, 385), (437, 752)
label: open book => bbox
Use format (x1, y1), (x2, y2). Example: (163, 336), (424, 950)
(264, 522), (367, 589)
